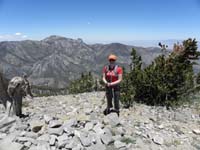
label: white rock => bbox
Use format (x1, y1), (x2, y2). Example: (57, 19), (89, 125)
(37, 134), (50, 142)
(104, 113), (120, 127)
(49, 120), (63, 128)
(15, 136), (36, 145)
(65, 136), (81, 149)
(114, 140), (126, 149)
(0, 116), (16, 129)
(28, 146), (37, 150)
(63, 126), (74, 136)
(57, 133), (70, 148)
(93, 123), (105, 135)
(0, 142), (24, 150)
(36, 142), (51, 150)
(24, 141), (32, 148)
(193, 129), (200, 135)
(84, 108), (93, 115)
(87, 142), (106, 150)
(0, 133), (7, 139)
(72, 143), (84, 150)
(74, 130), (81, 138)
(29, 120), (45, 133)
(84, 122), (94, 131)
(50, 146), (56, 150)
(153, 135), (164, 145)
(100, 133), (113, 145)
(112, 135), (123, 141)
(48, 126), (63, 136)
(43, 115), (53, 124)
(49, 135), (57, 146)
(63, 118), (77, 128)
(79, 135), (92, 147)
(24, 132), (38, 139)
(158, 124), (164, 129)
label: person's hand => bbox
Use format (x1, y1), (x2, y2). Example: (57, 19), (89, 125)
(106, 83), (112, 87)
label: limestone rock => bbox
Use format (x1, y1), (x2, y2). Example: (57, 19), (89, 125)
(100, 133), (113, 145)
(63, 118), (77, 128)
(43, 115), (53, 124)
(57, 133), (70, 148)
(49, 120), (63, 128)
(193, 129), (200, 135)
(153, 135), (164, 145)
(36, 142), (51, 150)
(15, 136), (36, 144)
(0, 142), (24, 150)
(114, 140), (126, 149)
(84, 122), (94, 131)
(104, 113), (120, 127)
(37, 134), (50, 142)
(49, 135), (57, 146)
(0, 133), (7, 139)
(48, 126), (63, 136)
(93, 123), (105, 135)
(29, 120), (45, 133)
(0, 116), (16, 129)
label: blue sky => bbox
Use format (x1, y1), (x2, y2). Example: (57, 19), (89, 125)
(0, 0), (200, 46)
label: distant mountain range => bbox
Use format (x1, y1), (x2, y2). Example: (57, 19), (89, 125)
(0, 35), (199, 88)
(125, 39), (200, 50)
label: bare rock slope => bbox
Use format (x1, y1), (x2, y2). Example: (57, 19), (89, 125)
(0, 92), (200, 150)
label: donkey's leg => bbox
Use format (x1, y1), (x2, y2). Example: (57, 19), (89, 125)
(15, 96), (22, 117)
(6, 100), (13, 116)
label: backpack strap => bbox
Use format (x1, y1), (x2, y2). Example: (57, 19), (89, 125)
(105, 65), (119, 77)
(113, 65), (119, 77)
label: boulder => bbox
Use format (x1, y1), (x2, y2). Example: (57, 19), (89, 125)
(49, 120), (63, 128)
(29, 120), (45, 133)
(114, 140), (126, 149)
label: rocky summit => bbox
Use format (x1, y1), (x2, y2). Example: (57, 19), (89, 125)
(0, 92), (200, 150)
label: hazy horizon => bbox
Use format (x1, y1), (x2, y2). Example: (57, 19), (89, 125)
(0, 0), (200, 48)
(0, 34), (199, 49)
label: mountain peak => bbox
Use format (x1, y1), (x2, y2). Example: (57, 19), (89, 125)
(42, 35), (67, 41)
(42, 35), (84, 44)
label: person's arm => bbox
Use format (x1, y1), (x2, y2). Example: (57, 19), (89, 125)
(102, 66), (108, 85)
(102, 73), (108, 85)
(107, 74), (122, 86)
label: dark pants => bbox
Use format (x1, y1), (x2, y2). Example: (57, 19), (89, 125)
(106, 85), (120, 113)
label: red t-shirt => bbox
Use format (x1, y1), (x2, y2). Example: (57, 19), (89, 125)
(103, 65), (123, 82)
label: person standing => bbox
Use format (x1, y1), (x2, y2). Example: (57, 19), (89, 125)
(102, 54), (123, 116)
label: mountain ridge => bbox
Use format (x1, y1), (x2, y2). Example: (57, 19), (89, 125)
(0, 35), (187, 88)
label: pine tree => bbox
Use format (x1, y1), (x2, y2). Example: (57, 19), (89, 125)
(120, 38), (199, 108)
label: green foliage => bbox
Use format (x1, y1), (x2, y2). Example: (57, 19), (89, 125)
(120, 38), (199, 108)
(121, 48), (143, 107)
(68, 72), (96, 94)
(196, 72), (200, 85)
(121, 137), (136, 144)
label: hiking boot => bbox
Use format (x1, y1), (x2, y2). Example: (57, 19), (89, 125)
(19, 114), (29, 118)
(110, 109), (120, 117)
(103, 108), (111, 116)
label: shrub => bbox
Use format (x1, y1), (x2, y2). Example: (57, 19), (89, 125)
(68, 72), (96, 94)
(120, 38), (199, 108)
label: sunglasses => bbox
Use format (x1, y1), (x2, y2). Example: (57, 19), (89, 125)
(109, 59), (116, 62)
